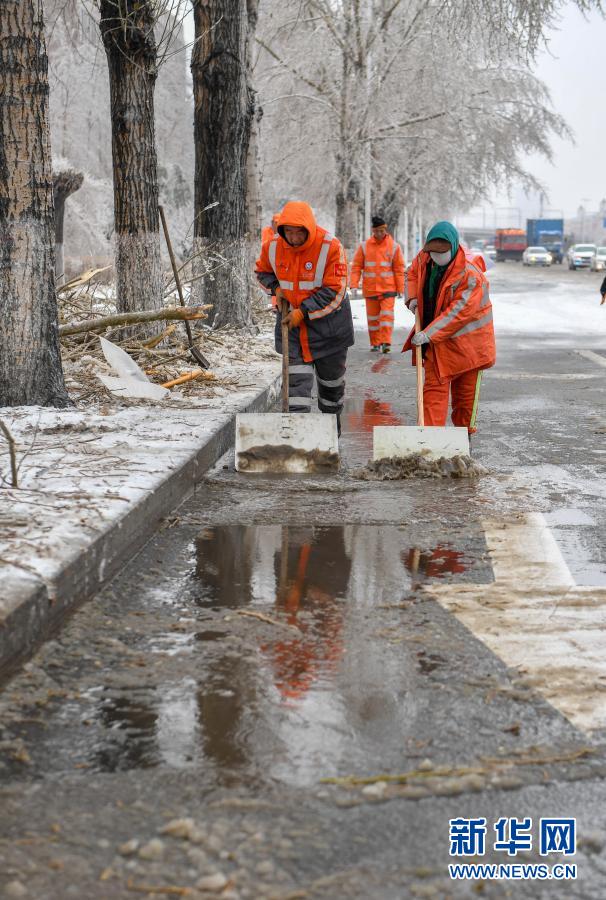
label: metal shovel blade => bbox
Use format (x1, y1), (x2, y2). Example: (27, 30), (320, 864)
(373, 425), (470, 461)
(235, 413), (339, 474)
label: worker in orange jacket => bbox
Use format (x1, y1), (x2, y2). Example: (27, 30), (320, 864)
(261, 213), (280, 246)
(350, 215), (405, 354)
(261, 213), (280, 307)
(403, 221), (496, 434)
(255, 201), (354, 434)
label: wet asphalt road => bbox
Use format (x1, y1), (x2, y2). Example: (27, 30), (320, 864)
(1, 265), (606, 899)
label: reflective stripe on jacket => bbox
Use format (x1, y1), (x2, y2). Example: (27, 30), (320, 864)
(350, 234), (405, 297)
(402, 245), (496, 382)
(255, 201), (354, 362)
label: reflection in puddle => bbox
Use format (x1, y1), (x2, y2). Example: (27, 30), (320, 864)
(92, 688), (159, 772)
(404, 545), (468, 581)
(31, 525), (488, 782)
(196, 525), (352, 703)
(345, 395), (404, 433)
(371, 357), (392, 374)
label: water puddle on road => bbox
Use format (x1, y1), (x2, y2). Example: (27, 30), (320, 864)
(82, 526), (488, 782)
(340, 393), (405, 463)
(0, 525), (494, 786)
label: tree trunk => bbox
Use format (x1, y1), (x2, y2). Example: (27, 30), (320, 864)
(335, 152), (360, 251)
(245, 0), (262, 243)
(53, 169), (83, 285)
(334, 33), (358, 250)
(0, 0), (70, 407)
(192, 0), (255, 330)
(99, 0), (162, 322)
(246, 105), (263, 243)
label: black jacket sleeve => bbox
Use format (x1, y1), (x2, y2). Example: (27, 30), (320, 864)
(256, 270), (279, 294)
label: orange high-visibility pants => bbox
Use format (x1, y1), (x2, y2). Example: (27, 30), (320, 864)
(365, 294), (395, 346)
(423, 349), (483, 434)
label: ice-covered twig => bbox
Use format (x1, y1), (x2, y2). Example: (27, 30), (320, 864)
(0, 419), (18, 488)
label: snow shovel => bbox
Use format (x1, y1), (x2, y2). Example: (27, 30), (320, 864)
(372, 309), (470, 461)
(235, 301), (339, 474)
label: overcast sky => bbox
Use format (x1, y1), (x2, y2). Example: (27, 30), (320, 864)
(471, 3), (605, 222)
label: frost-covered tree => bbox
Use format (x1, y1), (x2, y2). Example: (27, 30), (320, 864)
(191, 0), (256, 329)
(44, 1), (193, 275)
(0, 0), (69, 407)
(255, 0), (582, 247)
(99, 0), (163, 320)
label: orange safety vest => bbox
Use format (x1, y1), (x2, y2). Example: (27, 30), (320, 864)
(402, 246), (496, 382)
(256, 201), (348, 362)
(350, 234), (405, 297)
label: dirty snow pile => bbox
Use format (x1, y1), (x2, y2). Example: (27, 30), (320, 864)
(352, 453), (486, 480)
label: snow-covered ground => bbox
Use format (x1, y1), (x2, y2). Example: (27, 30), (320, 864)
(489, 271), (602, 336)
(350, 267), (605, 339)
(0, 337), (280, 614)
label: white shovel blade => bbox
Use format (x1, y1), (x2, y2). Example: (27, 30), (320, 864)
(235, 413), (339, 474)
(373, 425), (469, 461)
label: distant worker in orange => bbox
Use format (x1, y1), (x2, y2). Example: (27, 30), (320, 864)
(261, 213), (281, 307)
(350, 215), (405, 354)
(255, 201), (354, 434)
(261, 213), (280, 245)
(403, 221), (496, 434)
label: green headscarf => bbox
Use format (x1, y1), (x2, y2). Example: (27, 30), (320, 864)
(425, 220), (460, 300)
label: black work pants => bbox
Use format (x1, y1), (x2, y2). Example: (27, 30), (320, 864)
(287, 350), (348, 414)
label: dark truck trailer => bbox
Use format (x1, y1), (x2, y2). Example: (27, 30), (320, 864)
(495, 228), (526, 262)
(526, 218), (564, 263)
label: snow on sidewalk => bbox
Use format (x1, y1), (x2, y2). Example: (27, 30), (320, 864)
(0, 345), (279, 608)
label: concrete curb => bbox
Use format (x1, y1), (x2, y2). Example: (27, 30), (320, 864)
(0, 375), (281, 680)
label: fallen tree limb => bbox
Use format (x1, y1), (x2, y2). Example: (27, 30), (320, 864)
(59, 306), (209, 337)
(160, 369), (215, 389)
(56, 266), (111, 295)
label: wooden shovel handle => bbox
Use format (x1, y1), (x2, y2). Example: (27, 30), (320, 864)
(415, 308), (424, 426)
(281, 299), (289, 413)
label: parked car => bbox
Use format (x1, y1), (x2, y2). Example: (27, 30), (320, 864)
(590, 247), (606, 272)
(567, 244), (597, 269)
(484, 244), (497, 261)
(522, 246), (553, 267)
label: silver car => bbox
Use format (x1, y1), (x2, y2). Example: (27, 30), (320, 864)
(590, 247), (606, 271)
(522, 246), (552, 267)
(567, 244), (597, 269)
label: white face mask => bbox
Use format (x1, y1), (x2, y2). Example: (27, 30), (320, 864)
(429, 249), (452, 266)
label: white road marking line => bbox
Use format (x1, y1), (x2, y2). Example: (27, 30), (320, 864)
(486, 372), (599, 380)
(428, 512), (606, 734)
(575, 349), (606, 369)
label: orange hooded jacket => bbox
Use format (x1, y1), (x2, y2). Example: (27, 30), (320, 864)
(261, 225), (275, 244)
(255, 201), (353, 362)
(402, 245), (496, 382)
(350, 234), (405, 297)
